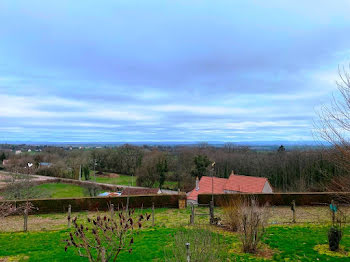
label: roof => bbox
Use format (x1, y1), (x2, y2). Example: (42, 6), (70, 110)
(187, 176), (227, 201)
(121, 188), (160, 196)
(225, 174), (267, 193)
(187, 173), (270, 201)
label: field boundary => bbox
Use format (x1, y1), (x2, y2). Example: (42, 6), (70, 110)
(1, 194), (187, 214)
(198, 192), (350, 206)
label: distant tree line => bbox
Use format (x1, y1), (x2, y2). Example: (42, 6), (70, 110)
(1, 143), (344, 192)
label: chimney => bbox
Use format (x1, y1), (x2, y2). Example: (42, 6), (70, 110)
(195, 177), (199, 191)
(231, 170), (234, 176)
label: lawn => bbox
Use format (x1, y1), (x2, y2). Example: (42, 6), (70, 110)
(1, 207), (350, 261)
(94, 174), (178, 190)
(0, 224), (349, 261)
(94, 174), (136, 186)
(31, 183), (88, 198)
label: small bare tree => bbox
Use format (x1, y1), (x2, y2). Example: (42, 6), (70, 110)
(0, 201), (36, 218)
(0, 202), (16, 217)
(64, 208), (150, 262)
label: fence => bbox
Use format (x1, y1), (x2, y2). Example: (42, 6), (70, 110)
(1, 194), (187, 214)
(198, 192), (350, 225)
(198, 192), (350, 206)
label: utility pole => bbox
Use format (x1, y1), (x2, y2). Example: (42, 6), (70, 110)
(93, 159), (97, 181)
(79, 165), (82, 181)
(211, 162), (215, 203)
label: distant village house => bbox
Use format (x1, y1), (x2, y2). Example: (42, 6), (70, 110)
(187, 171), (273, 204)
(2, 160), (10, 166)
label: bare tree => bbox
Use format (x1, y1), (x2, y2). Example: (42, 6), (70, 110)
(0, 201), (37, 221)
(315, 65), (350, 191)
(64, 208), (150, 262)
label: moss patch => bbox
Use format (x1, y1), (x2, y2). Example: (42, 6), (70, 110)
(0, 255), (29, 261)
(314, 244), (350, 258)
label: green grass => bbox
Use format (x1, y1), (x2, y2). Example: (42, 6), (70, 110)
(94, 174), (178, 190)
(0, 225), (349, 261)
(2, 206), (350, 261)
(32, 183), (87, 198)
(265, 225), (350, 261)
(94, 174), (136, 186)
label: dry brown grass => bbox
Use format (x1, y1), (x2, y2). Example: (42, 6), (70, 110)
(1, 206), (350, 233)
(221, 198), (242, 231)
(268, 206), (350, 224)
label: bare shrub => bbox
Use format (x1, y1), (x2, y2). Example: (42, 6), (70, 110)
(164, 227), (225, 262)
(83, 184), (102, 197)
(2, 173), (42, 200)
(221, 197), (242, 231)
(64, 208), (150, 262)
(239, 198), (269, 254)
(0, 202), (16, 217)
(0, 201), (36, 218)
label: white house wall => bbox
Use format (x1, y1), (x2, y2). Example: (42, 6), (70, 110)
(262, 181), (273, 193)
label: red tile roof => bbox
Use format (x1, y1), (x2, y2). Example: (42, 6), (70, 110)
(187, 176), (227, 201)
(187, 173), (270, 201)
(225, 174), (267, 193)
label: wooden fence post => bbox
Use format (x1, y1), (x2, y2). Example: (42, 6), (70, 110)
(67, 204), (72, 228)
(126, 196), (129, 215)
(190, 204), (195, 225)
(152, 202), (155, 227)
(291, 200), (296, 223)
(110, 204), (114, 219)
(23, 209), (28, 232)
(209, 201), (214, 224)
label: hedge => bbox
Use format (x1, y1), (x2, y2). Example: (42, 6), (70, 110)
(198, 192), (350, 206)
(1, 194), (187, 214)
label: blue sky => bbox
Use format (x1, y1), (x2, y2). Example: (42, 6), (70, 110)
(1, 1), (350, 142)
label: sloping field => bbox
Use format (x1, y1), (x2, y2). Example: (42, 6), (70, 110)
(0, 207), (350, 261)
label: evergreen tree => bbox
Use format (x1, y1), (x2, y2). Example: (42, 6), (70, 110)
(191, 155), (211, 179)
(277, 145), (286, 153)
(157, 158), (168, 189)
(0, 152), (6, 162)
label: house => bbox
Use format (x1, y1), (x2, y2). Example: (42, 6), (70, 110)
(2, 160), (10, 166)
(187, 171), (273, 204)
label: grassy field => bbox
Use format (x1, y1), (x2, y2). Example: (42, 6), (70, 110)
(94, 174), (178, 190)
(31, 183), (89, 198)
(94, 174), (136, 186)
(0, 222), (349, 261)
(1, 207), (350, 261)
(0, 182), (94, 200)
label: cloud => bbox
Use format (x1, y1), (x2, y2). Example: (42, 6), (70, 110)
(0, 1), (349, 142)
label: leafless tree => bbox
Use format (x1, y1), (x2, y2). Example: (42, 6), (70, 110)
(315, 65), (350, 191)
(0, 201), (36, 218)
(64, 208), (150, 262)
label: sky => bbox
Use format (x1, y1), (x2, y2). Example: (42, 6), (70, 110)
(1, 1), (350, 143)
